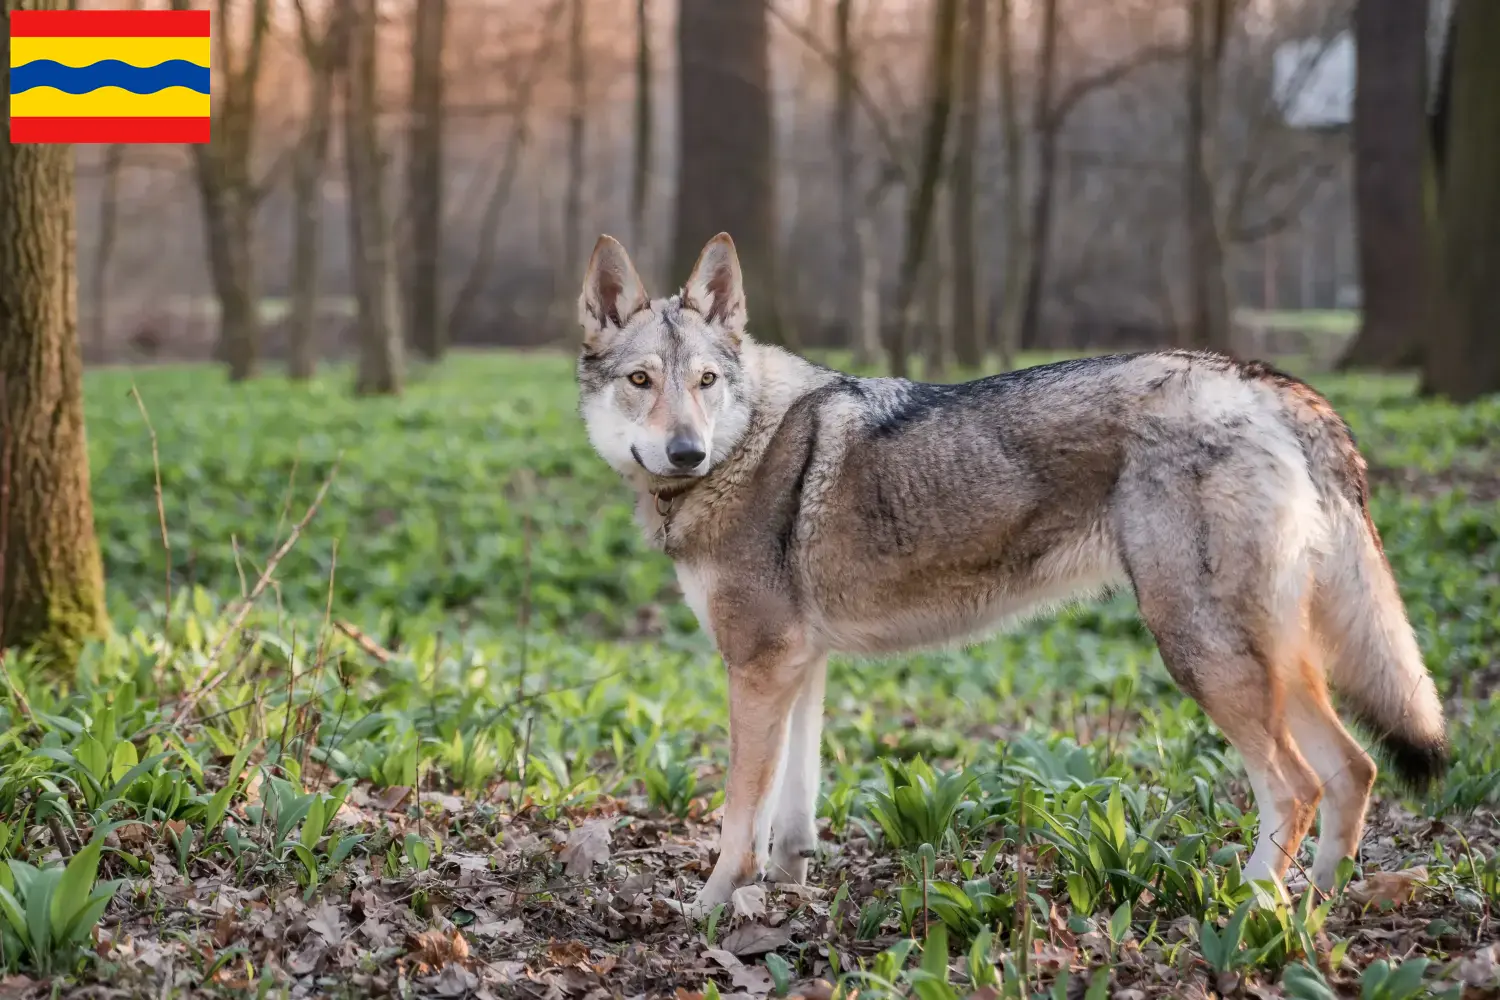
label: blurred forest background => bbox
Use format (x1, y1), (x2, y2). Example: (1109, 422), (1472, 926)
(68, 0), (1472, 388)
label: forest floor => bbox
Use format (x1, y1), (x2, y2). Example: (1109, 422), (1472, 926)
(0, 353), (1497, 999)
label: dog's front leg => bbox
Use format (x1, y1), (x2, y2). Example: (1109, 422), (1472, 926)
(767, 656), (827, 884)
(697, 650), (810, 910)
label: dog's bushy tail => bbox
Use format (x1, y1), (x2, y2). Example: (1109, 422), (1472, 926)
(1314, 506), (1449, 792)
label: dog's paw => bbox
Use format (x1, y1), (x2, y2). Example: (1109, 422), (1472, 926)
(766, 843), (815, 885)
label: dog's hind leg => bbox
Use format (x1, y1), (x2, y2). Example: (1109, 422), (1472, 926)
(697, 636), (815, 910)
(768, 656), (827, 884)
(1116, 465), (1323, 892)
(1283, 655), (1376, 892)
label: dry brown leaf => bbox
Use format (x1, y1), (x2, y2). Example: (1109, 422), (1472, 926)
(424, 963), (479, 997)
(546, 938), (591, 968)
(719, 922), (791, 957)
(731, 884), (768, 920)
(410, 927), (471, 971)
(308, 899), (345, 945)
(559, 819), (612, 878)
(472, 916), (524, 939)
(789, 980), (836, 1000)
(1348, 866), (1429, 908)
(732, 963), (775, 996)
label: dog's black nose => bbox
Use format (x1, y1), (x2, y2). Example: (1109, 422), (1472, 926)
(666, 437), (706, 469)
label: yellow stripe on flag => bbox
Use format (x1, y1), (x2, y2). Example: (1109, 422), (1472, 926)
(9, 86), (209, 118)
(9, 37), (210, 68)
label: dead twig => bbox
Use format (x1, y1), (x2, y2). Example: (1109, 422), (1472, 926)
(334, 618), (392, 664)
(129, 384), (173, 626)
(169, 459), (341, 726)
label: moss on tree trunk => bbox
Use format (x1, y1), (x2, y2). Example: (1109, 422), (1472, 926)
(1, 0), (110, 664)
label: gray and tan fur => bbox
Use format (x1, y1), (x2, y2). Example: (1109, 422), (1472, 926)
(576, 232), (1449, 911)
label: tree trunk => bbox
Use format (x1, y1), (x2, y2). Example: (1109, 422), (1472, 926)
(563, 0), (587, 285)
(1182, 0), (1233, 353)
(1017, 0), (1057, 351)
(0, 20), (109, 662)
(888, 0), (960, 378)
(88, 144), (124, 361)
(1420, 0), (1500, 400)
(994, 0), (1026, 369)
(949, 0), (987, 369)
(288, 0), (342, 382)
(176, 0), (270, 382)
(405, 0), (447, 360)
(343, 0), (403, 395)
(1339, 0), (1429, 371)
(672, 0), (790, 346)
(630, 0), (653, 257)
(924, 188), (954, 379)
(834, 0), (876, 367)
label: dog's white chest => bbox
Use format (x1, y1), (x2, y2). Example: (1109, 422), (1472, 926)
(675, 563), (717, 641)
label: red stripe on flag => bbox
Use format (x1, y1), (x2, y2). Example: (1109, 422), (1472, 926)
(8, 10), (210, 37)
(9, 117), (210, 144)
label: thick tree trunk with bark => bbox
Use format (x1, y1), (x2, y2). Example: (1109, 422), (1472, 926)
(1421, 0), (1500, 401)
(405, 0), (447, 360)
(672, 0), (789, 346)
(887, 0), (959, 378)
(0, 25), (109, 662)
(1183, 0), (1233, 352)
(342, 0), (403, 395)
(1341, 0), (1429, 370)
(994, 0), (1026, 368)
(950, 0), (987, 369)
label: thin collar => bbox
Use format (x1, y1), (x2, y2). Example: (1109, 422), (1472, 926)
(650, 478), (700, 517)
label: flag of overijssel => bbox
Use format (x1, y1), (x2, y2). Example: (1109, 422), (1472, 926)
(9, 9), (210, 144)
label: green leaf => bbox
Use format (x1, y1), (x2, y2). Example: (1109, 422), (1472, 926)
(1362, 959), (1392, 1000)
(300, 796), (327, 848)
(1108, 900), (1132, 945)
(106, 751), (175, 800)
(1378, 958), (1430, 1000)
(1084, 966), (1112, 1000)
(50, 834), (105, 935)
(26, 867), (60, 965)
(75, 737), (109, 784)
(920, 921), (949, 982)
(287, 844), (319, 890)
(61, 881), (121, 944)
(0, 884), (29, 945)
(110, 740), (140, 783)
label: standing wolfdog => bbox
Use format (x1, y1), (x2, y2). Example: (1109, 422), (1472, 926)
(575, 232), (1448, 911)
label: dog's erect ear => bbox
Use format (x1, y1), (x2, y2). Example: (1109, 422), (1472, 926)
(682, 233), (747, 342)
(579, 235), (649, 351)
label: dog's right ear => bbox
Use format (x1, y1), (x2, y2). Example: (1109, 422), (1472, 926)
(579, 235), (649, 352)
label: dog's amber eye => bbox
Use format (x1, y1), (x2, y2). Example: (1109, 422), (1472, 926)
(700, 372), (717, 387)
(628, 371), (650, 388)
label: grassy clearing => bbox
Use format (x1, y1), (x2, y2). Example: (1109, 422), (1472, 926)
(1, 352), (1497, 998)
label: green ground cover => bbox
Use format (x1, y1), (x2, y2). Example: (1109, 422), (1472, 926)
(0, 351), (1496, 998)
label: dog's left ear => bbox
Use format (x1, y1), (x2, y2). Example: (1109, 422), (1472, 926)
(682, 232), (747, 343)
(579, 234), (649, 352)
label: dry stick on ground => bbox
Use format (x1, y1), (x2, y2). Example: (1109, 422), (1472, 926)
(170, 461), (341, 726)
(129, 385), (172, 628)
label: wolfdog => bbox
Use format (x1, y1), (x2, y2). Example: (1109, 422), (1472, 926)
(575, 232), (1448, 911)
